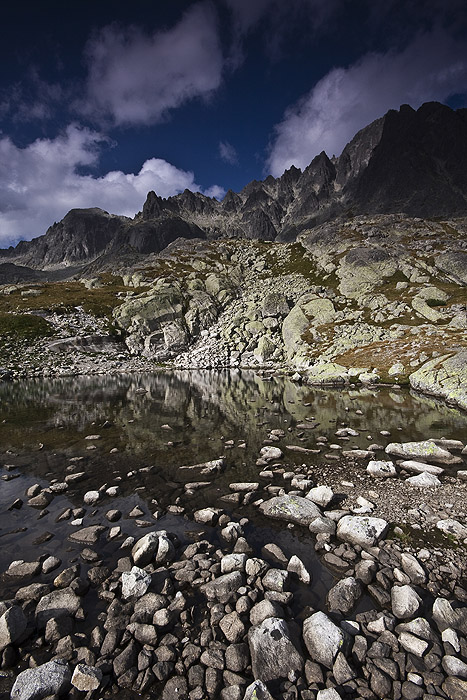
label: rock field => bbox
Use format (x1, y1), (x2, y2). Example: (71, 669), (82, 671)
(0, 415), (466, 699)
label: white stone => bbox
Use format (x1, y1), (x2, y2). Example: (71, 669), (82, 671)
(367, 460), (397, 478)
(71, 664), (102, 691)
(442, 655), (467, 678)
(406, 472), (441, 487)
(317, 690), (342, 700)
(259, 446), (283, 461)
(436, 519), (467, 539)
(400, 460), (444, 475)
(121, 566), (151, 599)
(306, 485), (334, 507)
(83, 490), (100, 505)
(287, 555), (311, 584)
(442, 628), (460, 652)
(302, 611), (346, 669)
(391, 585), (422, 619)
(399, 631), (428, 656)
(337, 515), (388, 548)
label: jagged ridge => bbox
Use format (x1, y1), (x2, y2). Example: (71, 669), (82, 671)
(2, 101), (467, 271)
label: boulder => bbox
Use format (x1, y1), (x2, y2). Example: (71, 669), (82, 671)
(254, 335), (276, 363)
(68, 525), (105, 544)
(406, 472), (441, 487)
(71, 664), (103, 691)
(385, 439), (458, 464)
(202, 571), (245, 603)
(243, 680), (275, 700)
(259, 495), (322, 526)
(10, 659), (71, 700)
(301, 296), (336, 325)
(287, 555), (311, 584)
(248, 617), (303, 682)
(281, 305), (309, 359)
(262, 292), (290, 318)
(258, 446), (283, 462)
(443, 676), (467, 700)
(391, 585), (422, 619)
(306, 362), (349, 385)
(306, 485), (334, 507)
(435, 250), (467, 285)
(35, 588), (80, 627)
(337, 515), (388, 548)
(399, 460), (444, 475)
(121, 567), (152, 599)
(327, 577), (363, 614)
(219, 612), (246, 644)
(410, 351), (467, 413)
(367, 460), (397, 477)
(132, 531), (175, 567)
(0, 605), (27, 650)
(436, 519), (467, 539)
(221, 554), (247, 574)
(303, 611), (347, 669)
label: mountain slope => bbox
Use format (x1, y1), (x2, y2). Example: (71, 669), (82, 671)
(2, 101), (467, 271)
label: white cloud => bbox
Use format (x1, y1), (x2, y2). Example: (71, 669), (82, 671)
(219, 140), (238, 165)
(84, 2), (223, 126)
(267, 30), (467, 176)
(0, 125), (224, 246)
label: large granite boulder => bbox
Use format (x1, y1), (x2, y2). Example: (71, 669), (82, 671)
(306, 362), (349, 385)
(248, 617), (303, 682)
(11, 659), (71, 699)
(435, 251), (467, 285)
(385, 439), (459, 464)
(337, 247), (399, 298)
(281, 305), (310, 359)
(409, 352), (467, 412)
(302, 611), (347, 669)
(259, 495), (322, 526)
(337, 515), (388, 548)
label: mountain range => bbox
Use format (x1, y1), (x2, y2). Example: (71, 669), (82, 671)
(2, 101), (467, 275)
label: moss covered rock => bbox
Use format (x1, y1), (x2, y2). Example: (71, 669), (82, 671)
(409, 351), (467, 411)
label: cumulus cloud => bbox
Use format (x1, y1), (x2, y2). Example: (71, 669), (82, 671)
(0, 125), (224, 246)
(83, 1), (223, 126)
(267, 29), (467, 176)
(219, 140), (238, 165)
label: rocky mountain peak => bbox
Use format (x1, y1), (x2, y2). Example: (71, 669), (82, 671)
(1, 101), (467, 271)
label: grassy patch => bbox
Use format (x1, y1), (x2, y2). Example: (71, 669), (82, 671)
(332, 327), (467, 382)
(0, 276), (137, 318)
(0, 313), (55, 340)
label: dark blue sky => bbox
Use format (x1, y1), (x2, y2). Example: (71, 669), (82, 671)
(1, 0), (466, 245)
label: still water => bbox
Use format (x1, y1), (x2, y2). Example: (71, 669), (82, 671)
(0, 370), (466, 606)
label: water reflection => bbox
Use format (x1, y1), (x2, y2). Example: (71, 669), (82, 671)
(1, 370), (466, 463)
(0, 371), (466, 611)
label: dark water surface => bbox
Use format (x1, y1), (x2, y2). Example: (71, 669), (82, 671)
(0, 370), (466, 611)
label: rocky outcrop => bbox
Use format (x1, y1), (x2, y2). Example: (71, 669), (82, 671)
(409, 352), (467, 411)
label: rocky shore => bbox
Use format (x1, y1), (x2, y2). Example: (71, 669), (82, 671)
(1, 424), (466, 700)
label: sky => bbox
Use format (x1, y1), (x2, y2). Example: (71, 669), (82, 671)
(1, 0), (466, 246)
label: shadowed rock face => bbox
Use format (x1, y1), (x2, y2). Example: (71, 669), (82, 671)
(2, 102), (467, 272)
